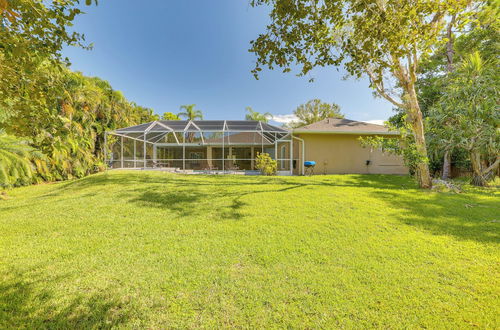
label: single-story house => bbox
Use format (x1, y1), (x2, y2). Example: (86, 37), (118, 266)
(291, 118), (408, 175)
(105, 118), (407, 175)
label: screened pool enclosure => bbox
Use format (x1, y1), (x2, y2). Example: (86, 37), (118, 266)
(105, 120), (295, 174)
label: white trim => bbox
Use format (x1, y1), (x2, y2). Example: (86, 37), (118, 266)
(292, 135), (305, 175)
(112, 129), (289, 134)
(190, 121), (202, 131)
(292, 130), (400, 135)
(104, 131), (108, 168)
(190, 122), (205, 144)
(280, 145), (286, 170)
(145, 121), (158, 133)
(171, 132), (180, 145)
(155, 121), (175, 132)
(150, 132), (169, 143)
(110, 132), (154, 144)
(120, 136), (124, 168)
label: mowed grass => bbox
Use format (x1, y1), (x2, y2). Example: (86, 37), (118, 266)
(1, 171), (499, 328)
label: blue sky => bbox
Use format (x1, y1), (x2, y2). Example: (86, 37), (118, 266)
(63, 0), (394, 125)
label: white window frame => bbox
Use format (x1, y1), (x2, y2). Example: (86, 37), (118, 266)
(280, 145), (286, 169)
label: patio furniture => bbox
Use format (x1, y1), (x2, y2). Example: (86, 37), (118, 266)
(225, 163), (239, 173)
(204, 165), (218, 174)
(304, 161), (315, 176)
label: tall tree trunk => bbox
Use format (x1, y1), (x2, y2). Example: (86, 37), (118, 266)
(442, 149), (451, 180)
(445, 15), (456, 73)
(407, 86), (432, 189)
(470, 150), (487, 186)
(441, 15), (456, 181)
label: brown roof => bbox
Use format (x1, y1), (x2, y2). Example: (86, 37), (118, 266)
(293, 118), (398, 135)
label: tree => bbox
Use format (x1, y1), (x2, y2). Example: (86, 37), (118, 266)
(0, 1), (157, 185)
(178, 104), (203, 120)
(2, 65), (157, 182)
(161, 112), (180, 120)
(250, 0), (473, 188)
(0, 133), (48, 189)
(389, 2), (499, 179)
(0, 0), (94, 124)
(428, 52), (499, 186)
(287, 99), (343, 128)
(245, 106), (271, 122)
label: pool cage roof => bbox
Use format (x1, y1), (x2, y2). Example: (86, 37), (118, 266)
(108, 120), (291, 145)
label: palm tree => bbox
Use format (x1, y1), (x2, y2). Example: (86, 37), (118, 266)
(0, 133), (44, 191)
(245, 106), (272, 123)
(178, 104), (203, 120)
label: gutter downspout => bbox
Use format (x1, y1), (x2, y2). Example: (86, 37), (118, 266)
(292, 135), (305, 176)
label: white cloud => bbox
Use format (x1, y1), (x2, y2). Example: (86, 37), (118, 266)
(362, 119), (386, 126)
(271, 114), (298, 124)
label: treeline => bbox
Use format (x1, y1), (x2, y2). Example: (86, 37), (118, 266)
(0, 1), (156, 188)
(250, 0), (499, 187)
(387, 10), (499, 185)
(1, 66), (156, 186)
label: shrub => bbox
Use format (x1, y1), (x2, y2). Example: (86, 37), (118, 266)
(255, 152), (277, 176)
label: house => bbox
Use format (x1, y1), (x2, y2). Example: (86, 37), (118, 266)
(291, 118), (408, 175)
(106, 118), (407, 175)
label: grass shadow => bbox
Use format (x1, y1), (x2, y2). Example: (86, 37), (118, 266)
(127, 189), (204, 217)
(0, 270), (130, 329)
(42, 171), (413, 196)
(370, 189), (499, 244)
(25, 171), (421, 222)
(20, 171), (499, 244)
(122, 182), (306, 220)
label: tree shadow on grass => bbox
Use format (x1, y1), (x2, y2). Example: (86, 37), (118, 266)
(126, 190), (205, 217)
(370, 189), (500, 244)
(0, 270), (130, 329)
(122, 183), (305, 220)
(113, 173), (415, 220)
(7, 170), (498, 244)
(23, 171), (418, 222)
(41, 171), (412, 196)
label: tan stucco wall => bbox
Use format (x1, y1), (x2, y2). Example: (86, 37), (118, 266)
(295, 133), (408, 175)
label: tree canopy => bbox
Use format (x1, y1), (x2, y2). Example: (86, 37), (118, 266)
(427, 52), (499, 186)
(1, 65), (156, 184)
(245, 106), (272, 122)
(1, 0), (147, 188)
(161, 112), (181, 120)
(287, 99), (343, 128)
(250, 0), (474, 188)
(389, 2), (499, 181)
(0, 0), (94, 124)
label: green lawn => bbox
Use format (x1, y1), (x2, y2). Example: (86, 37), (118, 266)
(1, 171), (499, 328)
